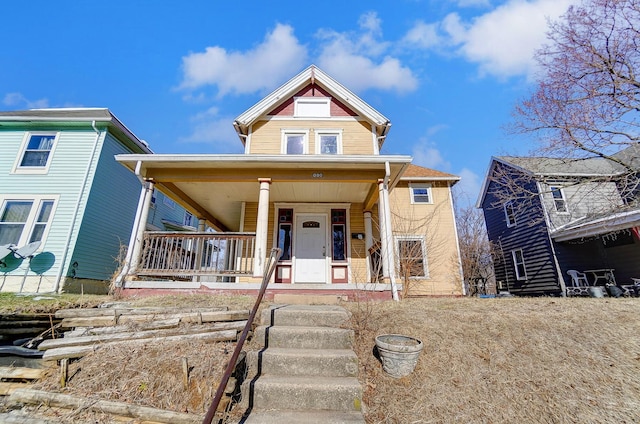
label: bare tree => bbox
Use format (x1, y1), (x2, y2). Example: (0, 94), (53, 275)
(455, 204), (496, 295)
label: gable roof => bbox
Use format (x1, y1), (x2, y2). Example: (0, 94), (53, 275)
(400, 164), (460, 183)
(233, 65), (391, 140)
(0, 108), (152, 154)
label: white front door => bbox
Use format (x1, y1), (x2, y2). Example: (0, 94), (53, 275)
(294, 214), (327, 283)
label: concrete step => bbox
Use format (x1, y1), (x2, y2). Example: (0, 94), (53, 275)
(246, 347), (359, 378)
(254, 325), (354, 349)
(261, 304), (351, 328)
(248, 375), (363, 412)
(241, 410), (365, 423)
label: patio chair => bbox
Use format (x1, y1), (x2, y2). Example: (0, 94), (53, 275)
(567, 270), (589, 287)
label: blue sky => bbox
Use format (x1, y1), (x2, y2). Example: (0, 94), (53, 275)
(1, 0), (577, 205)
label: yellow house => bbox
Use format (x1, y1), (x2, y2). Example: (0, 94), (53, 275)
(115, 65), (464, 298)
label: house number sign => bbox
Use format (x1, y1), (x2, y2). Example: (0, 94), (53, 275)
(312, 172), (323, 178)
(302, 221), (320, 228)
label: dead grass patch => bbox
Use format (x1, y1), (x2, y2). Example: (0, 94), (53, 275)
(347, 297), (640, 423)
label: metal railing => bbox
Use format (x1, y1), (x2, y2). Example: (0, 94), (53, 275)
(202, 247), (281, 424)
(138, 232), (256, 279)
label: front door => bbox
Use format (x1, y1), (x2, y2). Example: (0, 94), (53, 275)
(294, 214), (327, 283)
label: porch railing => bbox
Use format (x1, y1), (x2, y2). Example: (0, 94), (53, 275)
(137, 231), (256, 279)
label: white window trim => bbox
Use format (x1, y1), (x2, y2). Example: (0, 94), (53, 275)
(281, 129), (309, 154)
(0, 194), (59, 248)
(395, 235), (429, 279)
(504, 201), (517, 227)
(12, 132), (59, 175)
(184, 211), (194, 227)
(409, 183), (433, 204)
(294, 97), (330, 118)
(550, 186), (569, 214)
(512, 249), (527, 280)
(314, 129), (343, 154)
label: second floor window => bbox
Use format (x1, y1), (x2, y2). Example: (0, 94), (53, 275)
(512, 249), (527, 280)
(282, 130), (309, 154)
(15, 133), (58, 172)
(504, 201), (516, 227)
(410, 184), (432, 204)
(315, 130), (342, 155)
(550, 186), (568, 212)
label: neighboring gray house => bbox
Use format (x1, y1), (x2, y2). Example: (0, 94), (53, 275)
(477, 145), (639, 296)
(0, 108), (194, 294)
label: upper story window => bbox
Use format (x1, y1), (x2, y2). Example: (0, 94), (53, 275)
(409, 183), (432, 204)
(294, 97), (330, 118)
(550, 186), (568, 213)
(504, 200), (516, 227)
(315, 129), (343, 155)
(14, 133), (58, 174)
(0, 197), (56, 246)
(163, 196), (176, 209)
(281, 129), (309, 154)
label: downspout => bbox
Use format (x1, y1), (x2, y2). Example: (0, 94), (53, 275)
(53, 120), (102, 293)
(384, 161), (399, 301)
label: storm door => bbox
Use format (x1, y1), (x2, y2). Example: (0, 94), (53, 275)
(294, 214), (327, 283)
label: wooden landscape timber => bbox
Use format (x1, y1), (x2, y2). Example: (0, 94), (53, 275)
(58, 309), (249, 328)
(54, 306), (228, 319)
(0, 367), (45, 396)
(63, 317), (181, 337)
(7, 388), (202, 424)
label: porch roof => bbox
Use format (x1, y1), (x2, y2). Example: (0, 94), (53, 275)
(115, 154), (412, 232)
(551, 206), (640, 242)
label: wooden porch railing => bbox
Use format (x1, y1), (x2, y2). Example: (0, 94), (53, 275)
(138, 232), (256, 279)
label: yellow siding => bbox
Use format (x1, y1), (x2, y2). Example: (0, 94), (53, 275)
(388, 181), (462, 296)
(248, 119), (375, 155)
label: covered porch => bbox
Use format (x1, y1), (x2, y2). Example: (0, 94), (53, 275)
(551, 208), (640, 295)
(114, 154), (412, 297)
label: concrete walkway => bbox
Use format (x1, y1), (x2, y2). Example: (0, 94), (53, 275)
(239, 304), (365, 423)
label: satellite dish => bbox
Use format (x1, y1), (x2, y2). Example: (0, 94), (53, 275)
(12, 241), (42, 259)
(0, 244), (13, 261)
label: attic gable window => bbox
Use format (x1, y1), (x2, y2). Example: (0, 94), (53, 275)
(409, 183), (432, 204)
(294, 97), (330, 118)
(550, 186), (568, 213)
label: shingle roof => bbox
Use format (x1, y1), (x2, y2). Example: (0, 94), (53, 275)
(401, 164), (460, 181)
(496, 155), (624, 176)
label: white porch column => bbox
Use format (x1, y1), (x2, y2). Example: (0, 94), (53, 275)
(378, 178), (399, 300)
(363, 211), (373, 282)
(253, 178), (271, 277)
(124, 179), (154, 278)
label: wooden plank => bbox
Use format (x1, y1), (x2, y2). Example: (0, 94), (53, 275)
(8, 388), (201, 424)
(55, 306), (227, 319)
(0, 367), (44, 380)
(0, 382), (32, 396)
(59, 310), (249, 328)
(0, 412), (56, 423)
(64, 318), (181, 338)
(40, 321), (246, 350)
(42, 329), (238, 361)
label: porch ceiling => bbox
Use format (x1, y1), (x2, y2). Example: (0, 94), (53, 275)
(115, 154), (412, 232)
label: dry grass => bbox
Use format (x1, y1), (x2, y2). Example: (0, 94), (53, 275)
(347, 297), (640, 424)
(10, 294), (640, 423)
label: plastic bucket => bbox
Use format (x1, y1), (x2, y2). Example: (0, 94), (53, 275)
(588, 286), (604, 298)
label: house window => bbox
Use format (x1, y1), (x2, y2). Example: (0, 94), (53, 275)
(281, 130), (309, 154)
(151, 189), (157, 206)
(504, 201), (516, 227)
(315, 130), (342, 155)
(409, 184), (432, 204)
(512, 249), (527, 280)
(331, 209), (347, 261)
(277, 209), (293, 261)
(0, 198), (56, 246)
(15, 133), (58, 172)
(294, 97), (330, 117)
(550, 186), (568, 212)
(396, 236), (428, 278)
(184, 212), (194, 227)
(163, 196), (176, 209)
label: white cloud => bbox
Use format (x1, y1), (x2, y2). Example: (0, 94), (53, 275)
(179, 107), (242, 153)
(410, 134), (451, 170)
(3, 92), (49, 109)
(179, 24), (308, 96)
(316, 12), (418, 93)
(454, 0), (491, 7)
(404, 0), (577, 79)
(453, 167), (483, 207)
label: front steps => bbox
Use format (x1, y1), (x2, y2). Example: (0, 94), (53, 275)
(239, 305), (365, 423)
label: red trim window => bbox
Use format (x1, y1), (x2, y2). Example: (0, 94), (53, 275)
(277, 209), (293, 261)
(331, 209), (347, 261)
